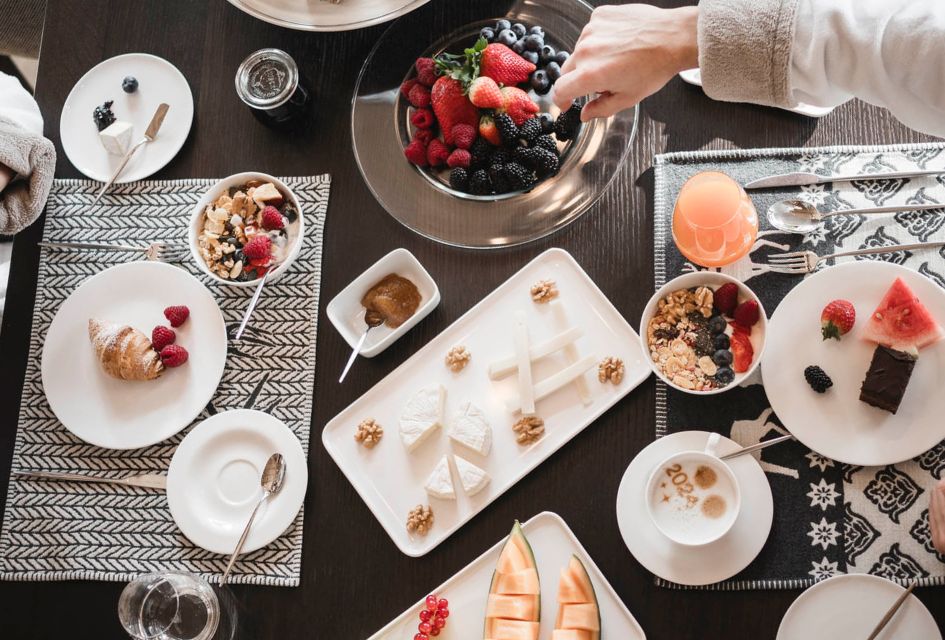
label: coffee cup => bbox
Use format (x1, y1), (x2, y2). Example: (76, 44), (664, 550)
(644, 433), (741, 546)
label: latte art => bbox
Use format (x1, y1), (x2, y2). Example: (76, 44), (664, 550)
(648, 456), (738, 544)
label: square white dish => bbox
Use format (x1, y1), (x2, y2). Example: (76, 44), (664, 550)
(367, 511), (646, 639)
(326, 248), (440, 357)
(322, 248), (651, 556)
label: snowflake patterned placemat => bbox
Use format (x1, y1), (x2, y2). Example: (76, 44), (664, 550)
(653, 143), (945, 590)
(0, 175), (330, 586)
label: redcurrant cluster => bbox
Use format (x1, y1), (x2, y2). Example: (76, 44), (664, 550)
(414, 594), (449, 639)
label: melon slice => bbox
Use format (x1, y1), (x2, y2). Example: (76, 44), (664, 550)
(485, 521), (540, 640)
(861, 277), (944, 350)
(554, 556), (601, 640)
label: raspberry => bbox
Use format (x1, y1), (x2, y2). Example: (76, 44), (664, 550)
(713, 283), (739, 316)
(426, 139), (451, 167)
(450, 124), (476, 150)
(408, 83), (431, 108)
(447, 148), (471, 169)
(260, 205), (284, 230)
(410, 108), (435, 130)
(734, 300), (761, 327)
(413, 129), (434, 145)
(400, 78), (418, 98)
(151, 326), (176, 351)
(160, 344), (189, 368)
(804, 365), (833, 393)
(415, 57), (437, 87)
(404, 139), (428, 166)
(163, 305), (190, 328)
(242, 235), (272, 260)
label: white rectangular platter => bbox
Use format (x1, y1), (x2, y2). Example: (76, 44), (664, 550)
(322, 248), (650, 556)
(368, 512), (646, 639)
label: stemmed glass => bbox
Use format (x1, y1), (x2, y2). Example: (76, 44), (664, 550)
(118, 572), (236, 640)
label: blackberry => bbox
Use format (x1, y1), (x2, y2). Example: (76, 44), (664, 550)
(554, 100), (582, 141)
(533, 135), (557, 153)
(537, 113), (555, 134)
(490, 149), (510, 167)
(503, 162), (531, 190)
(449, 167), (469, 192)
(708, 315), (727, 335)
(494, 113), (519, 145)
(513, 146), (542, 167)
(468, 169), (492, 195)
(518, 117), (542, 143)
(804, 366), (833, 393)
(715, 367), (735, 385)
(531, 148), (559, 177)
(488, 164), (511, 193)
(92, 100), (116, 131)
(469, 137), (492, 170)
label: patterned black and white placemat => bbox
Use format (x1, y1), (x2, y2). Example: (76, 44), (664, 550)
(0, 175), (330, 586)
(654, 142), (945, 590)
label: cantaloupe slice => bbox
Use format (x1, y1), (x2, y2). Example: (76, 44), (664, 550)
(486, 618), (540, 638)
(486, 594), (540, 620)
(554, 555), (601, 640)
(485, 521), (540, 640)
(551, 630), (595, 640)
(495, 568), (540, 595)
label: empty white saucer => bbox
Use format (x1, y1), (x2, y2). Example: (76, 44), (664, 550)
(615, 430), (773, 586)
(167, 409), (308, 555)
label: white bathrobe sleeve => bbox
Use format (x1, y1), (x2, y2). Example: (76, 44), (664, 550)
(0, 73), (43, 135)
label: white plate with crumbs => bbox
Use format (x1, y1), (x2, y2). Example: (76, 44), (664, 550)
(367, 512), (646, 639)
(322, 249), (651, 556)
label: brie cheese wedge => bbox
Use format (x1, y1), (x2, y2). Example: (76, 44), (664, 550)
(448, 401), (492, 456)
(453, 454), (490, 496)
(399, 384), (446, 452)
(424, 455), (456, 500)
(99, 120), (133, 155)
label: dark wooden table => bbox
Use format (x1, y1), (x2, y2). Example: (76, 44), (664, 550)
(0, 1), (941, 637)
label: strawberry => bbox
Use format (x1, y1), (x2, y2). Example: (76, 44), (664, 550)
(408, 83), (431, 108)
(400, 78), (418, 98)
(821, 299), (856, 341)
(478, 114), (502, 146)
(426, 138), (451, 167)
(404, 139), (428, 166)
(431, 76), (479, 146)
(160, 344), (189, 368)
(480, 43), (535, 86)
(450, 124), (476, 150)
(468, 76), (504, 109)
(412, 128), (434, 145)
(713, 283), (739, 316)
(447, 148), (471, 169)
(242, 235), (271, 260)
(415, 57), (437, 87)
(151, 326), (176, 351)
(733, 300), (761, 328)
(163, 305), (190, 328)
(260, 205), (284, 231)
(730, 331), (754, 373)
(410, 108), (435, 129)
(499, 86), (539, 126)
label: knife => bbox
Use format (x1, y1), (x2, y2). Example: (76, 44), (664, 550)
(744, 168), (945, 190)
(13, 470), (167, 490)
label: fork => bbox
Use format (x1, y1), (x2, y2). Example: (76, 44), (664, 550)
(767, 240), (945, 274)
(38, 240), (189, 263)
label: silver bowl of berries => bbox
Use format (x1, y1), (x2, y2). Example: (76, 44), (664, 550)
(640, 272), (768, 395)
(188, 172), (304, 287)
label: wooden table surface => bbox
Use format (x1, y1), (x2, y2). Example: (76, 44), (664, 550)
(0, 0), (941, 638)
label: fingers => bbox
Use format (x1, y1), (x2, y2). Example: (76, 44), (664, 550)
(580, 91), (636, 121)
(552, 68), (594, 110)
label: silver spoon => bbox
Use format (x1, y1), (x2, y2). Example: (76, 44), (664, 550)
(219, 453), (286, 586)
(767, 199), (945, 234)
(338, 315), (383, 383)
(720, 434), (795, 460)
(233, 260), (282, 341)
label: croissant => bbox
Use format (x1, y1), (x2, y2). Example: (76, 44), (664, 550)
(88, 318), (164, 381)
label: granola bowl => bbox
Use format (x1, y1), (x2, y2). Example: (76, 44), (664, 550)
(640, 272), (767, 395)
(188, 172), (304, 288)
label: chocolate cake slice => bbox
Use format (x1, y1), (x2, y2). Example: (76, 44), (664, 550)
(859, 345), (917, 414)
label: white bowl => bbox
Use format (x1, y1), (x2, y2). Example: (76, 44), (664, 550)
(326, 248), (440, 358)
(639, 272), (767, 395)
(188, 172), (304, 287)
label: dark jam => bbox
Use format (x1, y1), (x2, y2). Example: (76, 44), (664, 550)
(361, 274), (421, 329)
(235, 48), (310, 129)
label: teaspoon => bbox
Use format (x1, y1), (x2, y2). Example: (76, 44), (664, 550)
(766, 199), (945, 234)
(338, 315), (383, 383)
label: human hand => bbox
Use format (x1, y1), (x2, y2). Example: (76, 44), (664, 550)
(930, 479), (945, 555)
(552, 4), (698, 121)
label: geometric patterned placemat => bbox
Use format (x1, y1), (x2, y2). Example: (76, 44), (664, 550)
(653, 142), (945, 589)
(0, 175), (329, 586)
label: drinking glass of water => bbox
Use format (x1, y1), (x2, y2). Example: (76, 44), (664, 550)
(118, 572), (236, 640)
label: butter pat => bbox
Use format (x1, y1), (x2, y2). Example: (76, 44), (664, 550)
(99, 120), (133, 155)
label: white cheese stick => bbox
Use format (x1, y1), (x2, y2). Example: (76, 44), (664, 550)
(550, 300), (592, 406)
(506, 355), (597, 413)
(488, 326), (584, 380)
(513, 311), (535, 416)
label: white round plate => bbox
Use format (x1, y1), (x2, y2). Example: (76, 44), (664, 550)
(227, 0), (430, 32)
(616, 431), (773, 586)
(762, 261), (945, 466)
(41, 262), (226, 449)
(60, 53), (194, 182)
(777, 574), (940, 640)
(166, 409), (308, 555)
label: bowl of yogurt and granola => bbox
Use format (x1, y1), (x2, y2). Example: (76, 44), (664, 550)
(640, 272), (767, 395)
(188, 172), (303, 287)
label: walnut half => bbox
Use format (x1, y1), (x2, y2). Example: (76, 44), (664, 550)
(445, 345), (471, 372)
(530, 279), (559, 304)
(406, 504), (434, 535)
(513, 416), (545, 445)
(354, 418), (383, 449)
(598, 357), (625, 384)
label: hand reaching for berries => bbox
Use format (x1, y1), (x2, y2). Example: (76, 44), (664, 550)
(552, 4), (698, 121)
(930, 479), (945, 555)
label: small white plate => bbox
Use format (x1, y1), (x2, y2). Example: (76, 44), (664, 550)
(367, 511), (646, 639)
(777, 574), (940, 640)
(60, 53), (194, 183)
(326, 248), (440, 358)
(678, 68), (835, 118)
(762, 261), (945, 466)
(166, 409), (308, 555)
(41, 262), (227, 450)
(226, 0), (430, 32)
(616, 430), (773, 586)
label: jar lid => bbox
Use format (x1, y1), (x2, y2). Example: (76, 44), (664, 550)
(235, 48), (299, 109)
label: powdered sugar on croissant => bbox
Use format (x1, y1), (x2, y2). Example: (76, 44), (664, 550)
(88, 318), (164, 381)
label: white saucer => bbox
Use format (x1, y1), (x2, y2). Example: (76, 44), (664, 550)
(60, 53), (194, 183)
(616, 430), (773, 586)
(41, 262), (227, 449)
(762, 261), (945, 466)
(777, 574), (940, 640)
(678, 68), (834, 118)
(166, 409), (308, 555)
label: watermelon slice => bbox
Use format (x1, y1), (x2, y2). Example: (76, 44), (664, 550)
(861, 278), (944, 350)
(485, 521), (540, 640)
(554, 556), (601, 640)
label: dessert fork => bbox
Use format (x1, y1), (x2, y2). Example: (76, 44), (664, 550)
(38, 240), (188, 263)
(766, 240), (945, 274)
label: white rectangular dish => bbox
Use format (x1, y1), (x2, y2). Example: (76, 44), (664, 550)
(322, 249), (651, 555)
(367, 511), (646, 639)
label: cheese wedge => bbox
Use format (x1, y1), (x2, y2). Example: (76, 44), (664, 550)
(448, 401), (492, 456)
(453, 454), (490, 496)
(399, 385), (446, 452)
(424, 454), (455, 500)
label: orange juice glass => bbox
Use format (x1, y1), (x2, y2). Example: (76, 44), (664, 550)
(671, 171), (758, 267)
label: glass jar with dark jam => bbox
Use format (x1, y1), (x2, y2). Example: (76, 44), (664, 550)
(235, 48), (310, 129)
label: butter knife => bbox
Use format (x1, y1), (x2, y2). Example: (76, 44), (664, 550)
(13, 470), (167, 490)
(89, 102), (170, 208)
(744, 168), (945, 190)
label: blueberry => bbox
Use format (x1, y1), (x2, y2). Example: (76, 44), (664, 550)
(715, 367), (735, 384)
(539, 45), (556, 65)
(713, 333), (730, 350)
(530, 69), (551, 95)
(121, 76), (138, 93)
(511, 23), (527, 38)
(480, 27), (496, 42)
(497, 28), (518, 47)
(495, 19), (511, 32)
(234, 249), (245, 264)
(521, 50), (539, 65)
(712, 349), (733, 367)
(708, 315), (727, 335)
(529, 25), (545, 38)
(512, 39), (526, 54)
(545, 61), (561, 82)
(554, 50), (571, 66)
(523, 34), (544, 52)
(538, 113), (555, 133)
